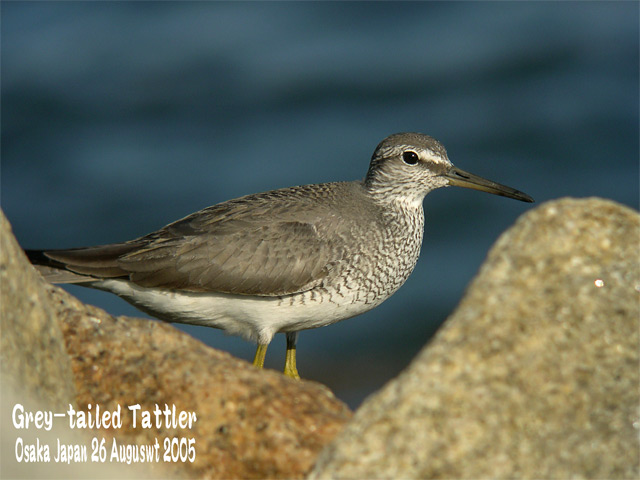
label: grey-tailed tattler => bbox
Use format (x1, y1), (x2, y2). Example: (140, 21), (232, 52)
(26, 132), (533, 379)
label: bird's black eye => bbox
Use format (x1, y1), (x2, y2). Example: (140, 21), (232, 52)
(402, 151), (419, 165)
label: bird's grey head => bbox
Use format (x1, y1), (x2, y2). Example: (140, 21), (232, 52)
(364, 133), (454, 205)
(364, 132), (534, 205)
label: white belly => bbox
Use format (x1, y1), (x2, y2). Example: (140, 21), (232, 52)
(93, 279), (385, 345)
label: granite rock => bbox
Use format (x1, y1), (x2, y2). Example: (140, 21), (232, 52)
(54, 286), (352, 479)
(310, 198), (640, 479)
(1, 211), (136, 478)
(0, 210), (77, 410)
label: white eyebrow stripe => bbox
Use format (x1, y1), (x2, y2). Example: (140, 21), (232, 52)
(377, 144), (448, 165)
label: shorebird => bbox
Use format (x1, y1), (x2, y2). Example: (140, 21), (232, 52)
(27, 132), (533, 379)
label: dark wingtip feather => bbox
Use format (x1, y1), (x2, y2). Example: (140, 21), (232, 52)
(24, 244), (138, 280)
(24, 249), (60, 267)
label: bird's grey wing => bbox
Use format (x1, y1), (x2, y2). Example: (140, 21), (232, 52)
(34, 183), (363, 296)
(117, 217), (341, 296)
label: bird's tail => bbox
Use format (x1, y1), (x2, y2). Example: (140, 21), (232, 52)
(25, 244), (137, 284)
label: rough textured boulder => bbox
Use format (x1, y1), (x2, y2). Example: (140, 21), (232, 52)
(310, 198), (639, 479)
(55, 288), (351, 479)
(1, 211), (147, 478)
(0, 210), (352, 479)
(0, 211), (77, 410)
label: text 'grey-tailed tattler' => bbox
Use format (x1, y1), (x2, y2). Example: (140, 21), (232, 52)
(27, 132), (534, 379)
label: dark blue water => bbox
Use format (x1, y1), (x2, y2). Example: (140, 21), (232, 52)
(2, 2), (638, 408)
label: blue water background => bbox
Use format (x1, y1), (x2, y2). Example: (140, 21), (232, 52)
(2, 2), (638, 408)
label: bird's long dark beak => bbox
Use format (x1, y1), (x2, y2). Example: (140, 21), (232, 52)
(444, 166), (534, 203)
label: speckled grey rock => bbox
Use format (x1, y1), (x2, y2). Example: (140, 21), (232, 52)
(1, 210), (91, 479)
(310, 197), (639, 479)
(0, 210), (77, 410)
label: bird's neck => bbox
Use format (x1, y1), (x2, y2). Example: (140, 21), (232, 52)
(363, 176), (427, 211)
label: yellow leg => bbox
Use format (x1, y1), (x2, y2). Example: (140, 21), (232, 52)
(284, 332), (300, 380)
(253, 343), (268, 369)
